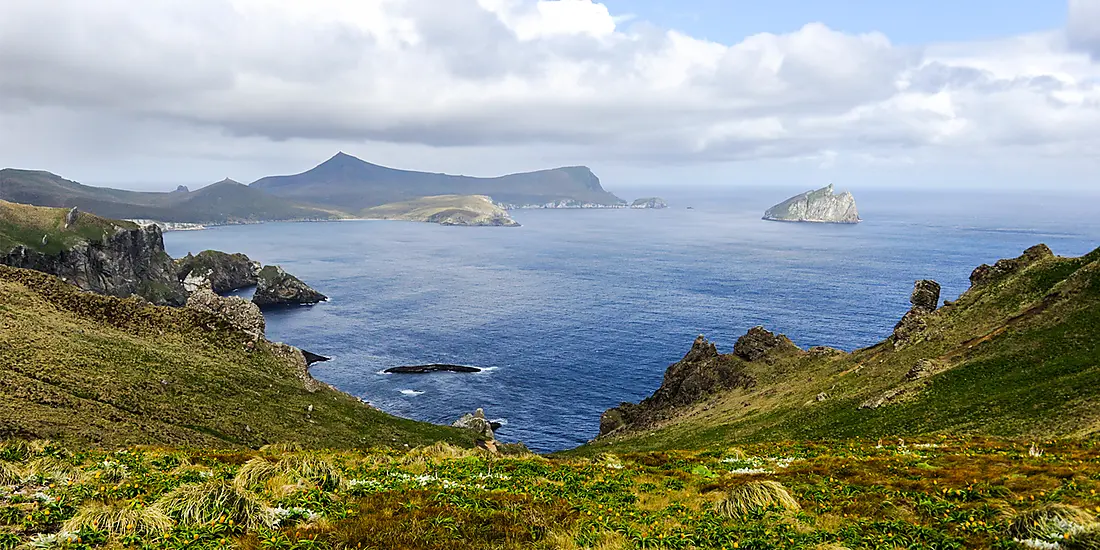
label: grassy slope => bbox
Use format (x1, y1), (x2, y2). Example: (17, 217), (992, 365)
(0, 170), (342, 224)
(0, 200), (138, 255)
(360, 194), (514, 223)
(0, 264), (473, 450)
(1, 438), (1098, 549)
(578, 246), (1100, 455)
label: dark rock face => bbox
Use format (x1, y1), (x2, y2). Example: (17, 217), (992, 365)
(970, 244), (1054, 287)
(176, 250), (260, 294)
(452, 408), (496, 440)
(598, 335), (756, 437)
(186, 288), (265, 338)
(910, 280), (941, 313)
(0, 224), (187, 306)
(892, 279), (942, 347)
(733, 326), (801, 362)
(174, 185), (190, 193)
(385, 364), (481, 374)
(300, 350), (330, 365)
(252, 265), (327, 308)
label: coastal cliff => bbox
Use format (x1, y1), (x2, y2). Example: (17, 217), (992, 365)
(0, 201), (187, 305)
(763, 184), (861, 224)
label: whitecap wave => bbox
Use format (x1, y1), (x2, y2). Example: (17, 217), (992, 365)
(399, 389), (425, 396)
(490, 418), (508, 426)
(478, 367), (500, 373)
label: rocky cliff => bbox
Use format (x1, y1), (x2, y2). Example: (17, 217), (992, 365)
(763, 184), (861, 224)
(176, 250), (261, 293)
(0, 202), (187, 305)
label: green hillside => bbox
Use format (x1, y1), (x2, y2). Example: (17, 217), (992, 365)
(0, 264), (472, 450)
(360, 194), (519, 226)
(0, 200), (137, 256)
(581, 245), (1100, 455)
(0, 170), (342, 224)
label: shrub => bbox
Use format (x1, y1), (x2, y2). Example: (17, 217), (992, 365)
(714, 480), (801, 518)
(63, 500), (172, 537)
(1007, 504), (1098, 543)
(156, 479), (271, 529)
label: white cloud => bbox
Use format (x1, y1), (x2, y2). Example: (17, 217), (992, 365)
(0, 0), (1098, 186)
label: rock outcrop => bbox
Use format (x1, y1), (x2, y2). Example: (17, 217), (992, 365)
(1, 223), (187, 306)
(970, 244), (1054, 287)
(630, 197), (668, 209)
(598, 335), (757, 437)
(733, 326), (802, 362)
(763, 184), (861, 224)
(452, 408), (496, 439)
(252, 265), (327, 308)
(892, 280), (941, 347)
(186, 288), (265, 339)
(176, 250), (261, 294)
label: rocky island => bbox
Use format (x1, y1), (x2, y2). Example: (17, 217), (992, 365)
(360, 195), (519, 226)
(630, 197), (668, 209)
(763, 184), (861, 224)
(252, 265), (328, 308)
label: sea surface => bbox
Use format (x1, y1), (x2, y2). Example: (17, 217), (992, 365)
(164, 187), (1100, 452)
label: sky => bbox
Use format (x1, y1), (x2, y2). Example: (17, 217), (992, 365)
(0, 0), (1098, 192)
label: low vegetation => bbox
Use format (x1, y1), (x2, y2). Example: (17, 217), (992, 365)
(0, 438), (1097, 549)
(360, 194), (518, 226)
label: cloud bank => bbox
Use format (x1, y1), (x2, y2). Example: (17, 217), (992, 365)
(0, 0), (1098, 185)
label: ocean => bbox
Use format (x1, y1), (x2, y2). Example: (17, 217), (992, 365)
(164, 186), (1100, 452)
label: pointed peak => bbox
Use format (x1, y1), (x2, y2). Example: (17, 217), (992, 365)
(214, 177), (242, 186)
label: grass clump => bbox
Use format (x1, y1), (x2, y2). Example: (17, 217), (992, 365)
(714, 480), (801, 518)
(0, 462), (21, 485)
(1008, 504), (1099, 545)
(63, 500), (173, 537)
(23, 457), (78, 483)
(1067, 525), (1100, 550)
(156, 479), (271, 529)
(234, 453), (342, 491)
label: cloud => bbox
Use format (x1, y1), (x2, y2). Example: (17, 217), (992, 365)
(0, 0), (1099, 180)
(1068, 0), (1100, 57)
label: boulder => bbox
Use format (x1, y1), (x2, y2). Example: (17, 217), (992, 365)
(252, 265), (327, 308)
(452, 408), (496, 440)
(733, 326), (801, 362)
(186, 289), (265, 338)
(905, 359), (944, 381)
(64, 207), (79, 228)
(970, 244), (1054, 287)
(910, 280), (941, 313)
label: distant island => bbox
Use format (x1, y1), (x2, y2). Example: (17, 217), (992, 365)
(630, 197), (668, 209)
(361, 195), (519, 227)
(251, 152), (626, 210)
(0, 154), (627, 227)
(763, 184), (861, 224)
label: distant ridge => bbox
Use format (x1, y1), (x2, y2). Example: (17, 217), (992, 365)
(0, 169), (341, 224)
(250, 152), (625, 210)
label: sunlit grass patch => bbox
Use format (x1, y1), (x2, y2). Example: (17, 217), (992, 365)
(714, 480), (801, 519)
(1008, 503), (1099, 546)
(62, 500), (172, 537)
(156, 479), (271, 529)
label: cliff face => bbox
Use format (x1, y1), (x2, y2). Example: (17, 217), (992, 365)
(176, 250), (260, 293)
(763, 184), (861, 224)
(1, 212), (187, 306)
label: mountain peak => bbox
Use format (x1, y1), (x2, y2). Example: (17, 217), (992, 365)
(213, 178), (242, 186)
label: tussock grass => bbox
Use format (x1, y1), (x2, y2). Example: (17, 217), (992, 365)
(1067, 525), (1100, 550)
(259, 442), (302, 454)
(23, 457), (78, 483)
(401, 442), (492, 464)
(156, 479), (271, 529)
(63, 500), (173, 536)
(233, 453), (343, 491)
(1008, 504), (1099, 542)
(714, 480), (801, 518)
(0, 439), (33, 462)
(0, 461), (22, 485)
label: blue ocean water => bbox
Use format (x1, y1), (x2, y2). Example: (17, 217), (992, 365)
(164, 187), (1100, 452)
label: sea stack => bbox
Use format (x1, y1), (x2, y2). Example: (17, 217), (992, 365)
(763, 184), (861, 224)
